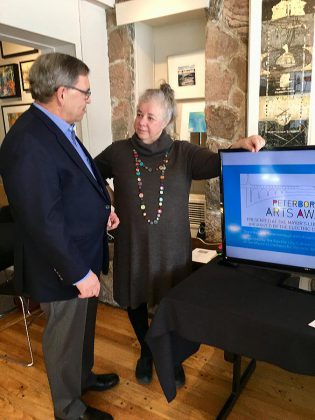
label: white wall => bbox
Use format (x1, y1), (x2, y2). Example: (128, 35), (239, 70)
(153, 18), (205, 87)
(133, 18), (206, 134)
(153, 18), (206, 139)
(134, 23), (155, 104)
(79, 0), (112, 156)
(0, 0), (113, 156)
(116, 0), (209, 26)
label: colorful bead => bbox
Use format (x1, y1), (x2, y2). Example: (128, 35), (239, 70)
(133, 147), (170, 225)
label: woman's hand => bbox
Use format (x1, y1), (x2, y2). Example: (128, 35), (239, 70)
(231, 135), (266, 152)
(107, 211), (120, 230)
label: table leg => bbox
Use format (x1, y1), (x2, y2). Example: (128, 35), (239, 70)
(216, 353), (256, 420)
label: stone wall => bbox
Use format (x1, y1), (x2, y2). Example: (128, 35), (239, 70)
(106, 0), (250, 242)
(205, 0), (249, 242)
(106, 3), (135, 141)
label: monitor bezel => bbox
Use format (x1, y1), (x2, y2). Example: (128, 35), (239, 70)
(219, 145), (315, 277)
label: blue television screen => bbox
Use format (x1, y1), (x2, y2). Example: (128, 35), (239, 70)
(219, 147), (315, 276)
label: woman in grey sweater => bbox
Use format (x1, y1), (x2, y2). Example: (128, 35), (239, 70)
(95, 83), (265, 386)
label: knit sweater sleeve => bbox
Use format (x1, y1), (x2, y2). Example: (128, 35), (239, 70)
(94, 143), (114, 180)
(178, 141), (221, 180)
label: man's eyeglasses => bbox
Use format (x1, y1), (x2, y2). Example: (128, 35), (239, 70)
(64, 86), (91, 99)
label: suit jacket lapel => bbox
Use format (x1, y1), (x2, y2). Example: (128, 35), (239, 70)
(30, 105), (109, 202)
(77, 138), (111, 202)
(56, 130), (104, 192)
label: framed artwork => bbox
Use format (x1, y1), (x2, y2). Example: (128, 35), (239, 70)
(19, 60), (34, 91)
(0, 64), (21, 99)
(188, 112), (206, 133)
(0, 41), (38, 59)
(179, 101), (205, 140)
(168, 51), (205, 100)
(1, 103), (32, 134)
(247, 0), (315, 146)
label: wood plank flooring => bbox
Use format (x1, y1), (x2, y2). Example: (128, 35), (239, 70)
(0, 302), (315, 419)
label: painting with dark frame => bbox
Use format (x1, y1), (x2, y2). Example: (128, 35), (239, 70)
(0, 41), (38, 59)
(19, 60), (34, 91)
(0, 63), (21, 99)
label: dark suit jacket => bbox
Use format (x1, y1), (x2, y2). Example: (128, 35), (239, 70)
(0, 105), (111, 302)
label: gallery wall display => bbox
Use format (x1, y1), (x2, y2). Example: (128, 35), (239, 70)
(189, 112), (206, 133)
(248, 0), (315, 146)
(1, 103), (32, 134)
(180, 101), (205, 140)
(0, 41), (38, 59)
(19, 60), (34, 91)
(0, 63), (21, 99)
(168, 51), (205, 100)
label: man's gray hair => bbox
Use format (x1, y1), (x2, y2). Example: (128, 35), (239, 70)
(29, 52), (89, 103)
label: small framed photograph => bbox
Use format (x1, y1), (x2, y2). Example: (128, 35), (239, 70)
(0, 41), (38, 59)
(19, 60), (34, 91)
(168, 51), (205, 100)
(0, 64), (21, 99)
(1, 103), (32, 134)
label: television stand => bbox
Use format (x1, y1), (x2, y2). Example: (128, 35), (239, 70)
(281, 274), (315, 295)
(217, 259), (239, 268)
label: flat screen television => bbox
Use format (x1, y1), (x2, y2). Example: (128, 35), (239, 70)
(219, 146), (315, 293)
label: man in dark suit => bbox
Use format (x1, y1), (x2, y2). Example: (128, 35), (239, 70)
(0, 53), (119, 420)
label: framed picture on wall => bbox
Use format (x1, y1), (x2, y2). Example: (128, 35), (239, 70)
(247, 0), (315, 146)
(0, 41), (38, 59)
(0, 63), (21, 99)
(168, 51), (205, 100)
(19, 60), (35, 91)
(179, 101), (205, 140)
(1, 103), (32, 134)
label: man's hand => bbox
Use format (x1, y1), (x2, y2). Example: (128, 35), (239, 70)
(107, 211), (120, 231)
(76, 271), (100, 298)
(232, 135), (266, 152)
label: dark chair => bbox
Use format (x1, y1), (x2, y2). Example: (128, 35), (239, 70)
(0, 205), (14, 271)
(0, 206), (34, 367)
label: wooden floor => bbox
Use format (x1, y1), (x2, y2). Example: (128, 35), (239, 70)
(0, 303), (315, 420)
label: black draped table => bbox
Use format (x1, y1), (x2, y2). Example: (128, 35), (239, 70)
(146, 259), (315, 418)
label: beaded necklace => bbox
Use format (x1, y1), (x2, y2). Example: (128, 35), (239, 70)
(133, 148), (170, 225)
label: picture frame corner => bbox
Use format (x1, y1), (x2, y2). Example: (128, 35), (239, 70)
(1, 103), (32, 135)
